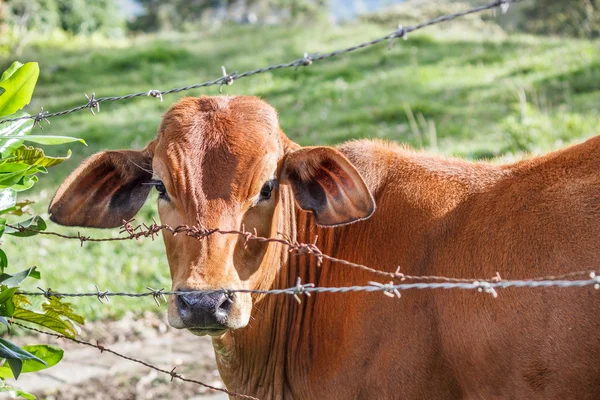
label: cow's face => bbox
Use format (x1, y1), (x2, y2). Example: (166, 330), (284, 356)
(49, 96), (375, 336)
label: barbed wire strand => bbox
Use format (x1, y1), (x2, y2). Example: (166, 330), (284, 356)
(15, 275), (600, 301)
(10, 321), (258, 400)
(0, 0), (521, 127)
(8, 220), (599, 291)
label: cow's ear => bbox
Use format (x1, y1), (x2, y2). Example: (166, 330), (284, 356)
(281, 146), (375, 227)
(49, 145), (154, 228)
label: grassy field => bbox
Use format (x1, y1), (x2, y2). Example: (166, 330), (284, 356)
(1, 20), (599, 320)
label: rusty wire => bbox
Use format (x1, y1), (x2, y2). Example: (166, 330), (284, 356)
(3, 219), (516, 283)
(0, 0), (522, 127)
(10, 321), (258, 400)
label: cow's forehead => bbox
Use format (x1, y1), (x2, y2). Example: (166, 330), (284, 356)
(151, 96), (282, 204)
(156, 96), (280, 157)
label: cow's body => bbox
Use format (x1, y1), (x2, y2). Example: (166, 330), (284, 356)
(49, 96), (600, 399)
(217, 138), (600, 399)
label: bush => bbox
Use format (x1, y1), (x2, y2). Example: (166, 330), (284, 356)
(519, 0), (600, 39)
(360, 0), (505, 36)
(0, 0), (125, 54)
(0, 61), (85, 398)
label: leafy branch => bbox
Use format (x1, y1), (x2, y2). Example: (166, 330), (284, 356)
(0, 61), (85, 398)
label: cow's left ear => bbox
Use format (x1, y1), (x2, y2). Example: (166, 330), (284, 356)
(281, 146), (375, 227)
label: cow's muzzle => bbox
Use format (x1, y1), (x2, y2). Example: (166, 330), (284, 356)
(175, 289), (233, 335)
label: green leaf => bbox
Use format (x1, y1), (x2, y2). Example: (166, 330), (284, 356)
(0, 62), (39, 118)
(0, 338), (46, 364)
(0, 62), (24, 83)
(43, 297), (85, 326)
(0, 250), (7, 274)
(0, 296), (15, 317)
(0, 345), (63, 379)
(0, 163), (33, 189)
(5, 216), (46, 237)
(6, 358), (22, 379)
(0, 112), (34, 157)
(12, 307), (76, 338)
(1, 296), (15, 317)
(0, 267), (40, 287)
(8, 175), (38, 192)
(0, 287), (18, 304)
(0, 189), (16, 213)
(0, 135), (86, 146)
(23, 165), (46, 176)
(0, 385), (36, 400)
(0, 146), (71, 168)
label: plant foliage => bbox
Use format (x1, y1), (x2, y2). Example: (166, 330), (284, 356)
(0, 61), (85, 398)
(520, 0), (600, 39)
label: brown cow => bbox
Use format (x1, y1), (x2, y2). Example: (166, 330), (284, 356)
(49, 96), (600, 399)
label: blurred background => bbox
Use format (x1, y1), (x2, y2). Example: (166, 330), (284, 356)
(0, 0), (599, 398)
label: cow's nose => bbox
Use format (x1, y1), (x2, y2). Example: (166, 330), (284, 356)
(176, 290), (233, 329)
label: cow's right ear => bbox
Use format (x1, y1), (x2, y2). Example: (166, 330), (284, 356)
(49, 146), (154, 228)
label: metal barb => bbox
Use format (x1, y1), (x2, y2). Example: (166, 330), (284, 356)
(76, 232), (89, 247)
(473, 281), (498, 298)
(33, 108), (50, 129)
(222, 288), (235, 304)
(500, 0), (510, 14)
(95, 285), (110, 304)
(85, 93), (100, 115)
(96, 340), (106, 353)
(147, 287), (167, 306)
(147, 89), (163, 102)
(292, 277), (316, 304)
(590, 272), (600, 290)
(169, 367), (180, 382)
(219, 66), (235, 93)
(388, 24), (406, 50)
(294, 52), (313, 70)
(394, 266), (406, 281)
(368, 281), (401, 298)
(37, 287), (53, 299)
(120, 218), (137, 236)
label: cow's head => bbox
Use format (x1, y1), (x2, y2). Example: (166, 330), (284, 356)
(49, 96), (375, 335)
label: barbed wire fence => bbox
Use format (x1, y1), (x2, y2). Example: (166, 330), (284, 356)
(0, 0), (522, 128)
(5, 0), (583, 398)
(9, 220), (600, 302)
(8, 217), (600, 398)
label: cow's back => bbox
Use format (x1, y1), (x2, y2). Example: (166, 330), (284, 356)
(317, 137), (600, 399)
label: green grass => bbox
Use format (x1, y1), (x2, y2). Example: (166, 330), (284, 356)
(1, 22), (599, 320)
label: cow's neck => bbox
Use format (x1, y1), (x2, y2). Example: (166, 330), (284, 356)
(212, 183), (334, 398)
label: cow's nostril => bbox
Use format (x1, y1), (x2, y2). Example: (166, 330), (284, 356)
(176, 292), (192, 311)
(215, 293), (234, 318)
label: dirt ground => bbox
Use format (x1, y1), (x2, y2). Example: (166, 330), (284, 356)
(5, 312), (229, 400)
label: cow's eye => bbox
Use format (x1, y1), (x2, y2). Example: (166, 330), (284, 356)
(259, 179), (277, 201)
(149, 180), (169, 200)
